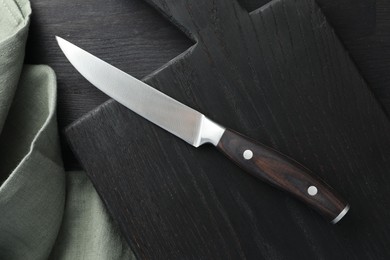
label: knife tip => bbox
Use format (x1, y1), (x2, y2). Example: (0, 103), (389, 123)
(55, 36), (72, 54)
(55, 35), (64, 44)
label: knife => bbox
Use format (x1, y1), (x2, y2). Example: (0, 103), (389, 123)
(56, 36), (349, 224)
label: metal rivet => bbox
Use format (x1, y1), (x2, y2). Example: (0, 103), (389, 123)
(307, 186), (318, 196)
(243, 150), (253, 160)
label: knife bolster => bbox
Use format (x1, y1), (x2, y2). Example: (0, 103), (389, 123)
(194, 116), (226, 147)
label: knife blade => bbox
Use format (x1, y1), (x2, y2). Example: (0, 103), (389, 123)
(56, 36), (349, 224)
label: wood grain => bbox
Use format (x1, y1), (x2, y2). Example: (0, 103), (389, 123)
(65, 0), (390, 258)
(338, 0), (390, 115)
(25, 0), (385, 170)
(217, 129), (348, 222)
(25, 0), (193, 169)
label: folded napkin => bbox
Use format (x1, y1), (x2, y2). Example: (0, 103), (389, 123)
(0, 0), (134, 259)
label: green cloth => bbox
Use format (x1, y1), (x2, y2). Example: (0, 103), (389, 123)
(0, 0), (135, 259)
(49, 172), (135, 260)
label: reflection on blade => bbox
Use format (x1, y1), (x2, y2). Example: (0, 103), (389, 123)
(56, 36), (204, 146)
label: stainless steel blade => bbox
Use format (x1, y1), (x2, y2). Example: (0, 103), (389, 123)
(56, 36), (225, 147)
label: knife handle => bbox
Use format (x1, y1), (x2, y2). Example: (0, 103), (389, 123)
(216, 129), (349, 223)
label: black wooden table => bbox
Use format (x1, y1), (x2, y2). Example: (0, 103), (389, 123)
(25, 0), (390, 258)
(26, 0), (388, 169)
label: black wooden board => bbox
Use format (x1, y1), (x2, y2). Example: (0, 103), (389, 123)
(65, 0), (390, 258)
(25, 0), (193, 170)
(24, 0), (384, 170)
(338, 0), (390, 115)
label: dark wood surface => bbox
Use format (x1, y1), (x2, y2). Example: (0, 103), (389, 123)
(25, 0), (389, 170)
(217, 129), (348, 222)
(25, 0), (194, 169)
(340, 0), (390, 115)
(64, 0), (390, 258)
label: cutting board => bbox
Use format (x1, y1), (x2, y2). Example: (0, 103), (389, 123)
(66, 0), (390, 258)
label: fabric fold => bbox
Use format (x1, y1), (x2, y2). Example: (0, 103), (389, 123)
(0, 0), (135, 259)
(0, 0), (31, 133)
(0, 65), (66, 259)
(49, 172), (136, 260)
(0, 0), (66, 258)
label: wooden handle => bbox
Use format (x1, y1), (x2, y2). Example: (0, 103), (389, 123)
(216, 129), (349, 223)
